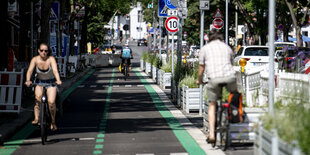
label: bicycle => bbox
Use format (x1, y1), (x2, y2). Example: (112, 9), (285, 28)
(121, 58), (132, 81)
(29, 83), (56, 145)
(210, 83), (231, 151)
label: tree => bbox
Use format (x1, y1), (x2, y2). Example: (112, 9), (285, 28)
(40, 0), (54, 43)
(285, 0), (309, 47)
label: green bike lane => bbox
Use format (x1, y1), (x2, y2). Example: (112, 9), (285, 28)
(0, 67), (206, 155)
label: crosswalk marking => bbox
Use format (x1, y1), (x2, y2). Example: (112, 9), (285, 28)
(113, 85), (119, 87)
(78, 85), (85, 88)
(90, 85), (97, 88)
(137, 85), (144, 87)
(125, 85), (132, 87)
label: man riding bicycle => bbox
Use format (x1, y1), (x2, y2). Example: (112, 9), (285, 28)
(120, 45), (133, 74)
(196, 29), (238, 143)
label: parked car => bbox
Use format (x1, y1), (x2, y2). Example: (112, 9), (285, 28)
(278, 46), (310, 72)
(234, 46), (269, 67)
(137, 38), (147, 46)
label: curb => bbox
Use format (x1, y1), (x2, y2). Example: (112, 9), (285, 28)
(0, 66), (92, 145)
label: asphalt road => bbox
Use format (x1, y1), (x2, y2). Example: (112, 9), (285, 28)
(2, 41), (254, 155)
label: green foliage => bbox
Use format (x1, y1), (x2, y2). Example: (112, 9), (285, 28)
(161, 59), (172, 73)
(141, 52), (148, 61)
(261, 97), (310, 154)
(153, 55), (162, 68)
(179, 74), (199, 88)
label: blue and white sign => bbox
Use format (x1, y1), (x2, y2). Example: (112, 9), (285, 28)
(165, 0), (177, 9)
(158, 0), (178, 17)
(50, 2), (59, 21)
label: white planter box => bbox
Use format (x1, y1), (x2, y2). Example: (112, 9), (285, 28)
(160, 72), (171, 89)
(145, 62), (152, 75)
(182, 85), (201, 113)
(157, 69), (164, 85)
(140, 59), (145, 71)
(152, 66), (158, 81)
(254, 127), (303, 155)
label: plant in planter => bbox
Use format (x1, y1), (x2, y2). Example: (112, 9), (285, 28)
(259, 95), (310, 154)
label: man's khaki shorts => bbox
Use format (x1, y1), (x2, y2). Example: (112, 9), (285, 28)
(206, 76), (237, 102)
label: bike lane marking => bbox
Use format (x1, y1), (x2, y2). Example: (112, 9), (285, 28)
(0, 69), (96, 155)
(93, 68), (115, 155)
(133, 69), (206, 155)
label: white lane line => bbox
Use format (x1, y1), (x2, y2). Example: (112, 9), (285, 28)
(113, 85), (120, 87)
(137, 85), (144, 87)
(78, 85), (85, 88)
(170, 153), (189, 155)
(136, 154), (154, 155)
(58, 127), (97, 130)
(23, 137), (95, 143)
(102, 85), (109, 87)
(125, 85), (132, 87)
(90, 85), (97, 88)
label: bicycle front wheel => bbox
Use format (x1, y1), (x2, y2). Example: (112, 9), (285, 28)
(40, 103), (48, 145)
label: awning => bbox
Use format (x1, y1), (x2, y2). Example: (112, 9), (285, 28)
(288, 35), (310, 42)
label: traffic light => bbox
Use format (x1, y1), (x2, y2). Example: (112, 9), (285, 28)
(148, 3), (153, 8)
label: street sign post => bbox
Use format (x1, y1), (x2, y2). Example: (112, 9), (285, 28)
(165, 16), (178, 33)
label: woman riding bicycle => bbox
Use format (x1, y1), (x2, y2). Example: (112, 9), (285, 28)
(25, 43), (62, 131)
(196, 29), (237, 143)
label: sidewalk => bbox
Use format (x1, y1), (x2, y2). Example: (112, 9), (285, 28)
(0, 66), (92, 145)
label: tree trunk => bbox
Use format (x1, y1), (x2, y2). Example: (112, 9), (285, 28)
(40, 0), (53, 43)
(285, 0), (302, 47)
(81, 5), (88, 54)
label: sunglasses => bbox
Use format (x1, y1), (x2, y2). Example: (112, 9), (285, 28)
(40, 49), (49, 53)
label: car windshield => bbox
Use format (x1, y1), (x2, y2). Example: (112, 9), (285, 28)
(115, 45), (123, 50)
(244, 48), (268, 56)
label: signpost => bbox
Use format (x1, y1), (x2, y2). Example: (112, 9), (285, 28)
(165, 16), (178, 89)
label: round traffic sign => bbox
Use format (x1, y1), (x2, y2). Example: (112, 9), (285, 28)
(212, 18), (224, 29)
(165, 16), (178, 33)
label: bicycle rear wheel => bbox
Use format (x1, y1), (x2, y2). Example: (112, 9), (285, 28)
(40, 103), (48, 145)
(124, 65), (128, 81)
(220, 109), (230, 151)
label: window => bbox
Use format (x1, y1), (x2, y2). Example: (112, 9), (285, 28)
(244, 48), (268, 56)
(138, 10), (142, 22)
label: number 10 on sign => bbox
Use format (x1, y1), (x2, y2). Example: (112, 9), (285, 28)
(165, 16), (178, 33)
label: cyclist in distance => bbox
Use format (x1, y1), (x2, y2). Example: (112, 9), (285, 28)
(196, 29), (237, 143)
(25, 42), (62, 131)
(120, 44), (133, 74)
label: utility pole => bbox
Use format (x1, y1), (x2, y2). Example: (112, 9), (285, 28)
(153, 10), (156, 51)
(30, 0), (34, 58)
(268, 0), (275, 116)
(225, 0), (229, 44)
(235, 5), (238, 51)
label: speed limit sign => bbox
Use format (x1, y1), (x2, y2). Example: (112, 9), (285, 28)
(165, 16), (178, 33)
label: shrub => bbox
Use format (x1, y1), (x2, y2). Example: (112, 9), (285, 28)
(161, 59), (172, 73)
(261, 97), (310, 154)
(179, 74), (199, 88)
(153, 55), (162, 68)
(141, 52), (148, 61)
